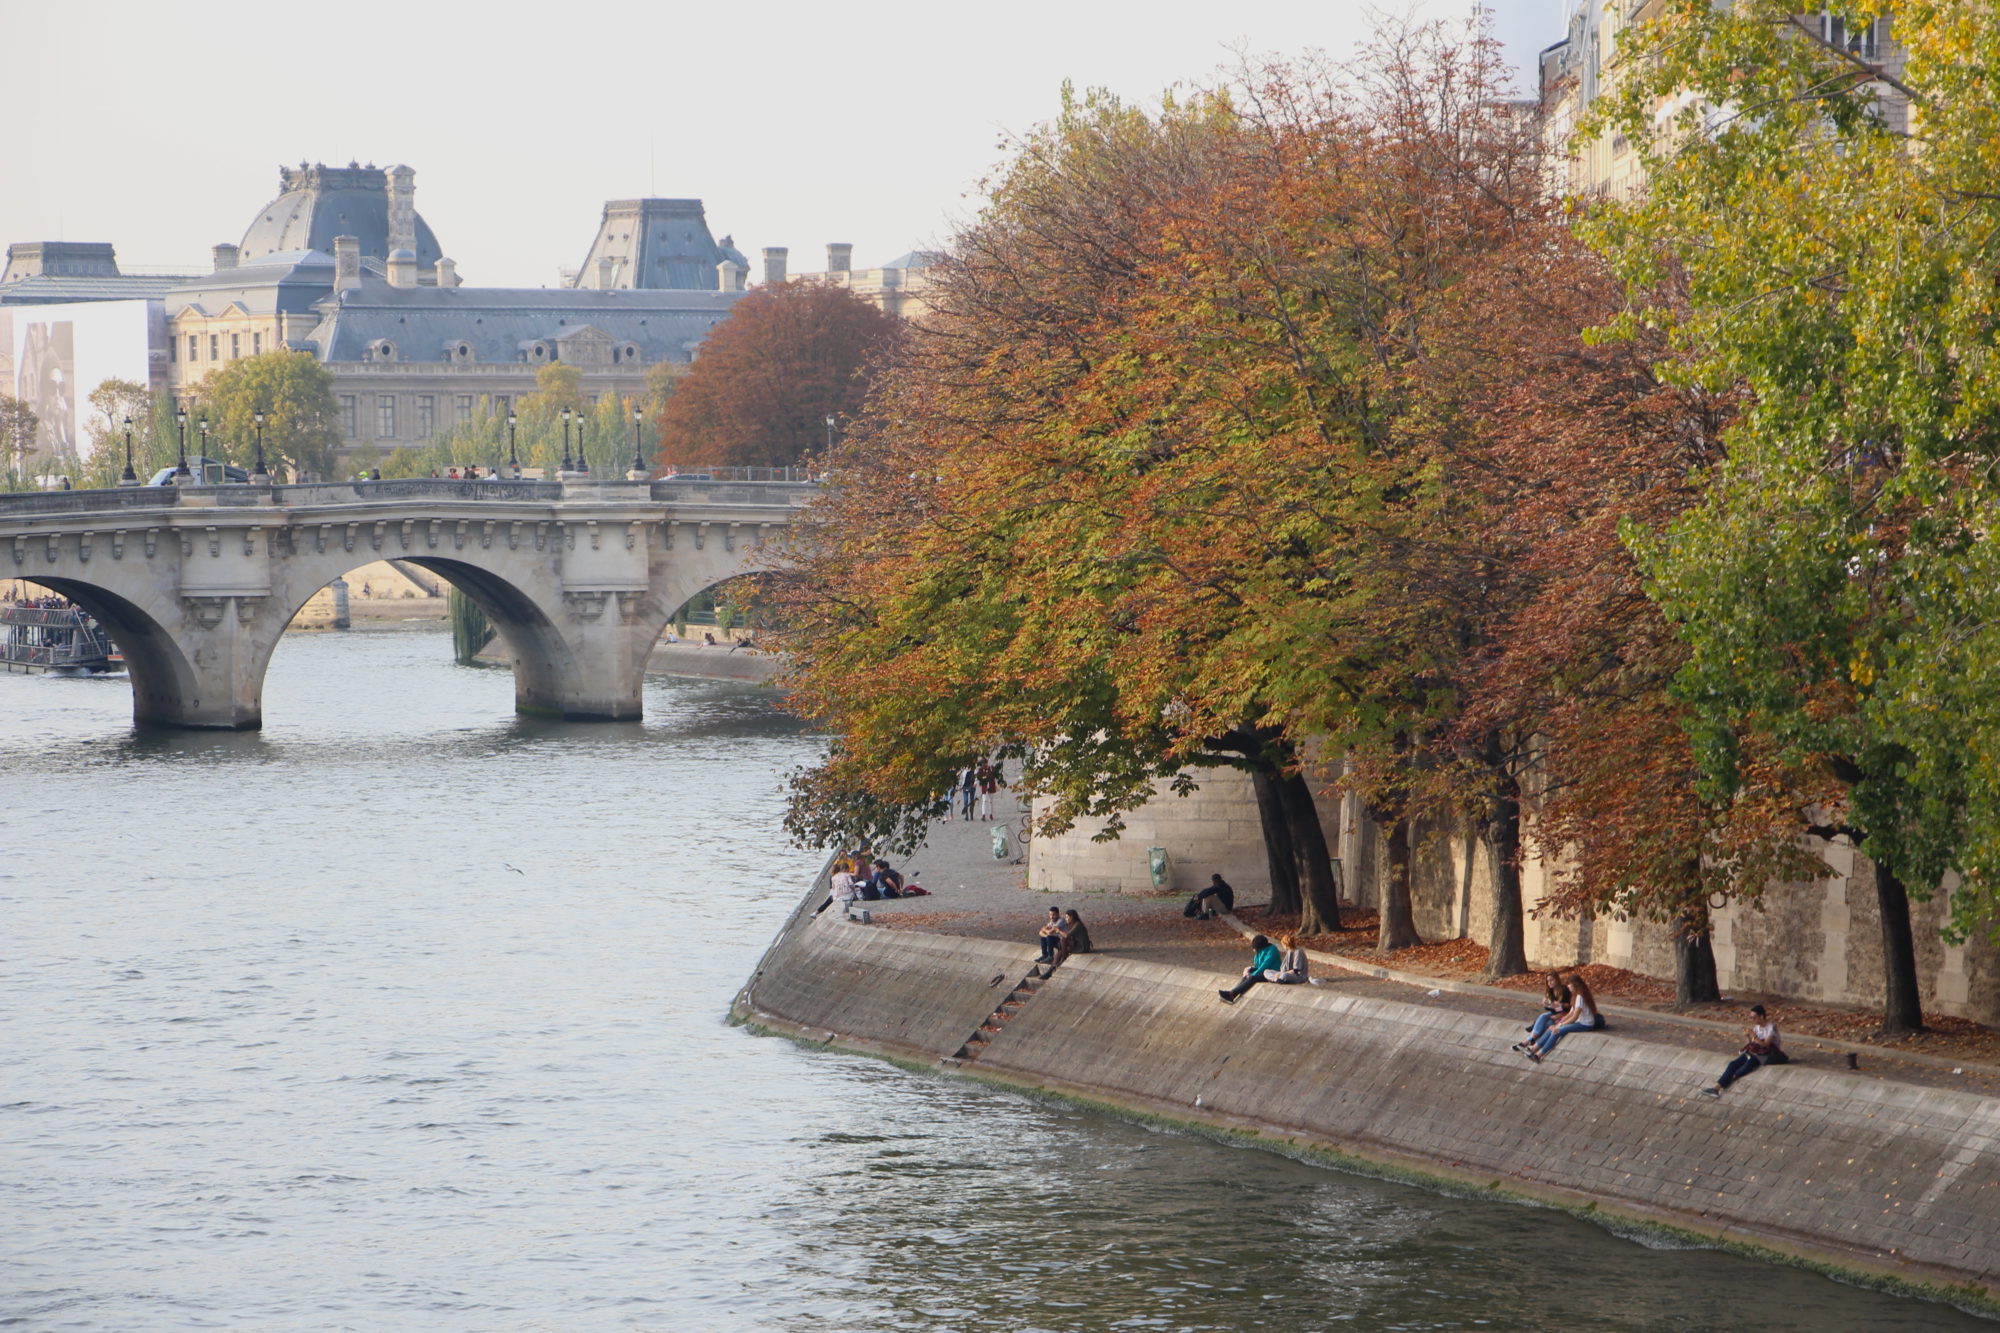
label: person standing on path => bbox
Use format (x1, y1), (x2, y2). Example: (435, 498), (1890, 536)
(976, 760), (1004, 821)
(958, 767), (978, 820)
(1218, 934), (1282, 1004)
(1699, 1005), (1787, 1097)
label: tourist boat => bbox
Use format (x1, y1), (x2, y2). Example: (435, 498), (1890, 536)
(0, 603), (120, 674)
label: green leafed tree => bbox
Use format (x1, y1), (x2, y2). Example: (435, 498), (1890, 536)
(0, 393), (41, 490)
(1589, 1), (2000, 1033)
(190, 351), (342, 481)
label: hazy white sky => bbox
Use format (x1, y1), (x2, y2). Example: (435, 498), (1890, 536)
(2, 0), (1568, 288)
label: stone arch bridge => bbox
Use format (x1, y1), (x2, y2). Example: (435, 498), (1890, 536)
(0, 477), (812, 728)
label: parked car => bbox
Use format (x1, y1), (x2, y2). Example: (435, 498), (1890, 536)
(146, 457), (250, 486)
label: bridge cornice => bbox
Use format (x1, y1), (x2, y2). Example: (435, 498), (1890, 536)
(0, 478), (813, 537)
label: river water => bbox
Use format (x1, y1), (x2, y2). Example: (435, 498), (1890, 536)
(0, 625), (1984, 1331)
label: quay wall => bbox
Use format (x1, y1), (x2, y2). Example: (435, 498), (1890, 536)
(738, 916), (2000, 1301)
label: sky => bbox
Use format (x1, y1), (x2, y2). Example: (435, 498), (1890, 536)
(1, 0), (1569, 289)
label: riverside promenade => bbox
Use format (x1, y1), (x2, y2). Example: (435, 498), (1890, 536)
(736, 785), (2000, 1307)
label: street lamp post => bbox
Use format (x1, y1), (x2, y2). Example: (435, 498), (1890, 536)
(118, 415), (139, 486)
(560, 407), (574, 475)
(576, 417), (588, 476)
(506, 411), (519, 475)
(251, 410), (270, 484)
(198, 417), (210, 483)
(628, 404), (647, 481)
(174, 406), (191, 484)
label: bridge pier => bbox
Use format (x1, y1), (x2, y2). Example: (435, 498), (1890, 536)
(141, 596), (274, 729)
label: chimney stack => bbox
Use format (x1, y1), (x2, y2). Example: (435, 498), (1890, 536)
(212, 242), (240, 271)
(387, 248), (418, 288)
(333, 236), (361, 293)
(386, 165), (417, 258)
(597, 256), (618, 290)
(717, 258), (744, 292)
(827, 243), (853, 274)
(762, 246), (788, 286)
(434, 257), (459, 289)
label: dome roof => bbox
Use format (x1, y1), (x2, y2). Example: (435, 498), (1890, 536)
(238, 163), (442, 271)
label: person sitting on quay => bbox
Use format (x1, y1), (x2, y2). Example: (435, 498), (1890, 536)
(1219, 933), (1284, 1004)
(816, 861), (862, 917)
(1036, 907), (1064, 964)
(1185, 873), (1236, 919)
(1523, 971), (1605, 1062)
(1049, 909), (1093, 969)
(1511, 971), (1573, 1055)
(1698, 1004), (1788, 1098)
(868, 858), (905, 899)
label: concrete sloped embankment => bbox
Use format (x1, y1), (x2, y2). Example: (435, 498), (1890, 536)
(736, 913), (2000, 1302)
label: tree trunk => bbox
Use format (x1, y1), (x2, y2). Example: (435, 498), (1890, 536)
(1376, 812), (1422, 951)
(1278, 771), (1343, 934)
(1251, 764), (1301, 918)
(1672, 900), (1720, 1007)
(1481, 738), (1527, 980)
(1875, 860), (1926, 1037)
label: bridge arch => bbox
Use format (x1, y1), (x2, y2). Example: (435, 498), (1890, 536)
(267, 554), (584, 720)
(9, 575), (211, 726)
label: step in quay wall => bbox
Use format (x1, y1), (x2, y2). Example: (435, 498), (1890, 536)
(742, 918), (1040, 1061)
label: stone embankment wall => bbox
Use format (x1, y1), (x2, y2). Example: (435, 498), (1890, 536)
(1030, 767), (2000, 1025)
(738, 915), (2000, 1300)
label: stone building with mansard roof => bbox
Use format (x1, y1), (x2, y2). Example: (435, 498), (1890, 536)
(160, 163), (752, 460)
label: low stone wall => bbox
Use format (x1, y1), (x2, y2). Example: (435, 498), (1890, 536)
(1031, 766), (2000, 1025)
(738, 917), (2000, 1300)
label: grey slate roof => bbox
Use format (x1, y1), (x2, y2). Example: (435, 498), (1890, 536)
(163, 250), (340, 317)
(572, 199), (744, 291)
(239, 175), (443, 270)
(0, 273), (195, 305)
(303, 278), (742, 365)
(879, 251), (944, 270)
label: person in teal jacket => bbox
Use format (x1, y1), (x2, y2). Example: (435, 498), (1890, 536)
(1218, 934), (1282, 1003)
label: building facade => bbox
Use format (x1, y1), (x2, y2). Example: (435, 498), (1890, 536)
(158, 163), (749, 459)
(1537, 3), (1908, 199)
(758, 243), (941, 320)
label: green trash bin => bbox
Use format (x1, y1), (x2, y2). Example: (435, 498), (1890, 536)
(1147, 845), (1171, 890)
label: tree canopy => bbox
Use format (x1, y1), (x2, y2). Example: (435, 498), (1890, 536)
(190, 351), (342, 481)
(1587, 0), (2000, 1031)
(655, 282), (902, 469)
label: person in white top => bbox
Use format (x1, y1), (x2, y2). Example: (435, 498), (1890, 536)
(1699, 1004), (1786, 1097)
(815, 862), (862, 917)
(1525, 971), (1605, 1062)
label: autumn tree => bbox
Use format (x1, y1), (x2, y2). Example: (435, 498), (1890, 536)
(656, 282), (901, 469)
(778, 23), (1558, 946)
(0, 394), (40, 489)
(1591, 1), (2000, 1032)
(191, 351), (341, 481)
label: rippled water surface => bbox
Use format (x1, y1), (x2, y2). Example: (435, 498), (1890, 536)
(1, 626), (1986, 1330)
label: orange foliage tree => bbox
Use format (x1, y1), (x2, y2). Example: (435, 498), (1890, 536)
(655, 282), (902, 469)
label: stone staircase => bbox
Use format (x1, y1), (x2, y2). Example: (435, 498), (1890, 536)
(947, 966), (1049, 1064)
